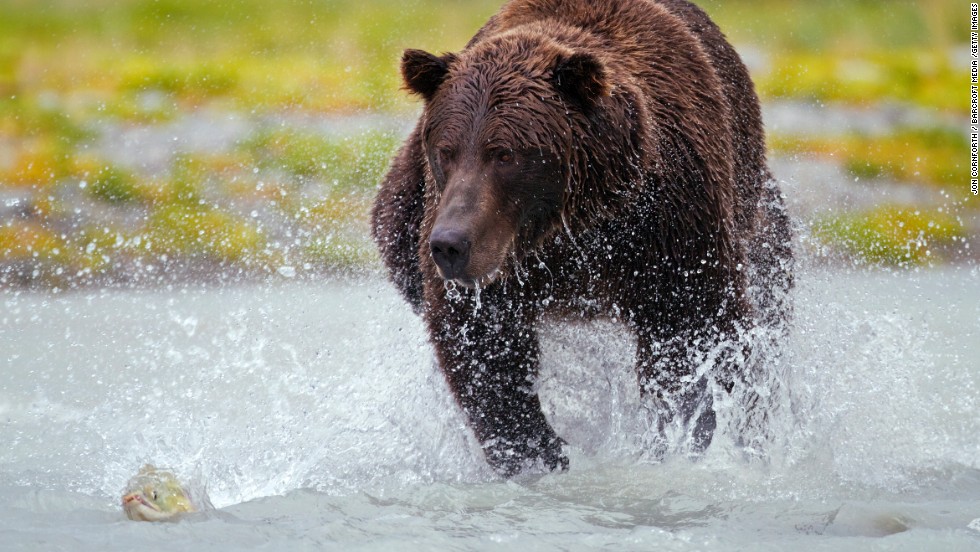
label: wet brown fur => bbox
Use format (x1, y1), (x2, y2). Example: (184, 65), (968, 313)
(371, 0), (792, 476)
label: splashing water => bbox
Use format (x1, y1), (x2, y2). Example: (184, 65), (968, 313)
(0, 263), (978, 550)
(444, 279), (462, 302)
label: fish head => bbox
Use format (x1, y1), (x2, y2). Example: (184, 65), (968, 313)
(122, 465), (195, 521)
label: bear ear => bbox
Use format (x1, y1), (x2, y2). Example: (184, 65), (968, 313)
(401, 49), (457, 101)
(552, 51), (610, 108)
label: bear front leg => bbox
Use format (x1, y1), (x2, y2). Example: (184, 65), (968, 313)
(635, 329), (719, 455)
(426, 294), (567, 477)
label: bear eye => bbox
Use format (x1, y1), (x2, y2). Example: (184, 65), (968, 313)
(494, 150), (515, 165)
(435, 146), (454, 166)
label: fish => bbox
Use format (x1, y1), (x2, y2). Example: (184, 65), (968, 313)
(121, 464), (198, 521)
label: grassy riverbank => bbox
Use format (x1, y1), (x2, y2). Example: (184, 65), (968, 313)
(1, 1), (963, 117)
(0, 0), (971, 287)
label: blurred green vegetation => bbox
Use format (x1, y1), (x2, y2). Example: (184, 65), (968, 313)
(812, 206), (965, 266)
(0, 0), (501, 116)
(769, 126), (970, 188)
(242, 128), (400, 189)
(0, 129), (395, 287)
(0, 1), (961, 117)
(0, 0), (971, 285)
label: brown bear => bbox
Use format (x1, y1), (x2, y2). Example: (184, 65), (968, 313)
(371, 0), (792, 476)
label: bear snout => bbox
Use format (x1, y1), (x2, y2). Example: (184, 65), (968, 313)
(430, 226), (471, 281)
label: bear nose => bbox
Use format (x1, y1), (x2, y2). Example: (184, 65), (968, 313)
(430, 227), (471, 279)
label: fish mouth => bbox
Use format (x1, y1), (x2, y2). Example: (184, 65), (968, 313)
(122, 492), (158, 511)
(122, 492), (171, 522)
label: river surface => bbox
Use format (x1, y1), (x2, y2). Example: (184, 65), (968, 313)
(1, 264), (979, 551)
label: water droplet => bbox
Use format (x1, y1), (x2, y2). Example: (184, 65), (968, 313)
(445, 280), (461, 301)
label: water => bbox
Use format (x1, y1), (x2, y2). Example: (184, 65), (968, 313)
(1, 265), (978, 551)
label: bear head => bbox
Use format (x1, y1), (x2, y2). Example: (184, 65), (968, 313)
(401, 34), (625, 287)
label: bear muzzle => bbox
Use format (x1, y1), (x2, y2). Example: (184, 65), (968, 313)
(429, 219), (512, 287)
(429, 226), (472, 281)
(429, 170), (518, 287)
